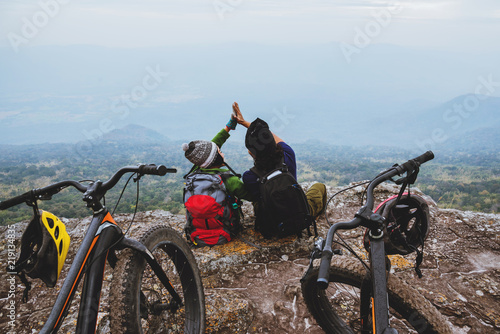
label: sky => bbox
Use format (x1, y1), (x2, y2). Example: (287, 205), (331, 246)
(0, 0), (499, 52)
(0, 0), (499, 146)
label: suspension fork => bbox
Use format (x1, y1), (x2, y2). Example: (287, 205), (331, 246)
(368, 233), (398, 334)
(118, 237), (184, 307)
(360, 273), (372, 333)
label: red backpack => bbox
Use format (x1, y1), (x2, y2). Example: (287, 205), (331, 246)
(183, 170), (241, 247)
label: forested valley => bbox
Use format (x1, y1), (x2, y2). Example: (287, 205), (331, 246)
(0, 127), (498, 225)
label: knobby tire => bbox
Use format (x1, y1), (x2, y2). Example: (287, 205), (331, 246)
(301, 257), (452, 334)
(110, 225), (205, 334)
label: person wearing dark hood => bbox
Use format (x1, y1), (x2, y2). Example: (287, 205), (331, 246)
(232, 102), (327, 237)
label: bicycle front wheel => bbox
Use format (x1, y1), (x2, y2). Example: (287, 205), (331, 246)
(301, 257), (452, 334)
(110, 225), (205, 334)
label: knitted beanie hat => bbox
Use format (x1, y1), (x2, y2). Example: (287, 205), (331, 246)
(245, 118), (276, 158)
(182, 140), (219, 168)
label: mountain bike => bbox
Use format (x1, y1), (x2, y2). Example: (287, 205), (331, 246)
(301, 151), (453, 334)
(0, 164), (205, 334)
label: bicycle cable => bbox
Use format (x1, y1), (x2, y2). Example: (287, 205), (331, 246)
(123, 172), (141, 237)
(333, 235), (370, 272)
(361, 166), (399, 204)
(322, 180), (372, 272)
(324, 181), (371, 227)
(112, 173), (136, 215)
(82, 172), (141, 274)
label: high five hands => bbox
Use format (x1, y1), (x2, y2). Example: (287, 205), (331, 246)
(232, 102), (251, 129)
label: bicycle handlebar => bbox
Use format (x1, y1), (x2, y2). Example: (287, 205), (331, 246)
(317, 216), (362, 287)
(99, 164), (176, 194)
(0, 164), (176, 211)
(396, 150), (434, 175)
(412, 150), (434, 165)
(364, 150), (433, 215)
(316, 151), (434, 289)
(0, 190), (34, 210)
(139, 164), (176, 176)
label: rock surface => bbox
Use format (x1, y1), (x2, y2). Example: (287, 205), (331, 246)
(0, 183), (499, 333)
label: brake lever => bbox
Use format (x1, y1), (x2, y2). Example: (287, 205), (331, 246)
(38, 194), (53, 201)
(133, 173), (142, 182)
(301, 237), (325, 283)
(314, 237), (325, 255)
(35, 186), (65, 201)
(392, 176), (406, 185)
(301, 237), (343, 283)
(391, 163), (420, 185)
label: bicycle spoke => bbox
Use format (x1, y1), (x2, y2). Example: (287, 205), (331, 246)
(326, 282), (363, 330)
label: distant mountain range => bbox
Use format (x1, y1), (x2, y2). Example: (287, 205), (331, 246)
(1, 92), (498, 150)
(101, 124), (168, 144)
(1, 44), (499, 149)
(362, 94), (500, 151)
(442, 127), (500, 153)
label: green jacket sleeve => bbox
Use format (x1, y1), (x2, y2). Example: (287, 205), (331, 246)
(225, 175), (255, 202)
(211, 128), (230, 148)
(209, 129), (252, 200)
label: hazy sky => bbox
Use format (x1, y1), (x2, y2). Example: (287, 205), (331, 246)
(1, 0), (499, 146)
(1, 0), (499, 52)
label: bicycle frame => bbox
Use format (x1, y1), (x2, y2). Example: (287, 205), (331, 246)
(315, 151), (435, 333)
(319, 219), (395, 333)
(368, 233), (394, 334)
(0, 164), (181, 333)
(40, 206), (183, 334)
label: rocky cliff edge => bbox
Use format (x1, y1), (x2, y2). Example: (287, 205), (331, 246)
(0, 183), (499, 333)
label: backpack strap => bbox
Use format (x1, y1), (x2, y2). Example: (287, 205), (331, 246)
(219, 171), (235, 196)
(194, 165), (244, 219)
(183, 165), (199, 179)
(222, 161), (241, 178)
(250, 155), (287, 182)
(278, 156), (288, 174)
(219, 171), (244, 215)
(250, 166), (264, 181)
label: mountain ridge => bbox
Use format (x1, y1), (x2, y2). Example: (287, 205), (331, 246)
(2, 43), (499, 146)
(100, 124), (169, 143)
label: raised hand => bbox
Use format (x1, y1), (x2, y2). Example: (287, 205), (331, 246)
(232, 102), (250, 128)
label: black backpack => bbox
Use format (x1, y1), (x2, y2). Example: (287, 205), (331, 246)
(251, 161), (314, 238)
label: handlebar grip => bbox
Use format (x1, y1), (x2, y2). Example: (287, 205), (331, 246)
(413, 150), (434, 165)
(0, 191), (33, 210)
(317, 250), (333, 290)
(139, 164), (176, 176)
(398, 151), (434, 174)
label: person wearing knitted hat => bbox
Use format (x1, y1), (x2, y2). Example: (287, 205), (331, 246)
(182, 140), (224, 169)
(231, 102), (327, 229)
(182, 111), (254, 202)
